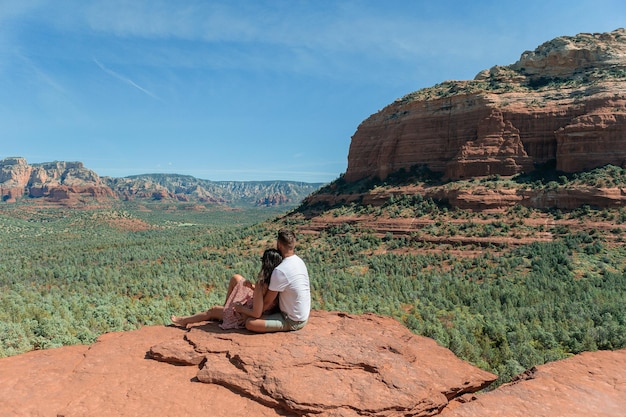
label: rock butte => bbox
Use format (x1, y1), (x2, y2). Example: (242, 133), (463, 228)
(345, 29), (626, 183)
(0, 158), (114, 204)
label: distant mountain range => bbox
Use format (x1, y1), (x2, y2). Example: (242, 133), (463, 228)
(0, 157), (324, 207)
(106, 173), (324, 207)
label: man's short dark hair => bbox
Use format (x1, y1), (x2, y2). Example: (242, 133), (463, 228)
(277, 228), (296, 250)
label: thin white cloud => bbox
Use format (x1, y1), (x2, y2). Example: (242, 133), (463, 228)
(0, 1), (518, 85)
(81, 2), (437, 64)
(93, 58), (162, 101)
(17, 52), (67, 94)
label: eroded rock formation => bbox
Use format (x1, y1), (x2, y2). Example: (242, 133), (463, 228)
(345, 29), (626, 182)
(0, 157), (34, 202)
(0, 157), (114, 203)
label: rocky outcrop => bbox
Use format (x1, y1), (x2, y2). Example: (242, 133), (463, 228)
(556, 111), (626, 173)
(305, 182), (626, 213)
(0, 157), (33, 202)
(256, 193), (292, 206)
(442, 349), (626, 416)
(0, 311), (624, 417)
(0, 326), (275, 417)
(345, 29), (626, 182)
(150, 311), (496, 416)
(445, 110), (534, 179)
(0, 157), (114, 203)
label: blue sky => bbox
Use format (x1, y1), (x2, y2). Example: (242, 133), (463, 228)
(1, 1), (624, 183)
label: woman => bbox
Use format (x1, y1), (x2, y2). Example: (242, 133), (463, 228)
(171, 248), (282, 329)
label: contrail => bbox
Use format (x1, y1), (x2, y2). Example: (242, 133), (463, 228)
(93, 58), (162, 101)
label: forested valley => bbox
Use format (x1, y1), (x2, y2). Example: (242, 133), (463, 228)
(1, 181), (625, 387)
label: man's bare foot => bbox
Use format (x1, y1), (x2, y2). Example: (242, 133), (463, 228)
(171, 315), (189, 328)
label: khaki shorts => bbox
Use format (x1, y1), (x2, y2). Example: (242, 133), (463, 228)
(263, 312), (308, 331)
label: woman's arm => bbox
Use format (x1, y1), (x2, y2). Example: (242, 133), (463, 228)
(262, 289), (278, 311)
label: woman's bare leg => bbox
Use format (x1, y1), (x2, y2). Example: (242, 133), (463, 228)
(171, 274), (245, 328)
(225, 274), (245, 303)
(171, 306), (224, 327)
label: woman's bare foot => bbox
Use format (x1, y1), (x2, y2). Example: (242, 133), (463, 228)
(171, 315), (189, 328)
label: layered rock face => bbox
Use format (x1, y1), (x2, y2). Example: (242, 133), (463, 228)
(0, 157), (114, 202)
(0, 157), (32, 202)
(345, 29), (626, 182)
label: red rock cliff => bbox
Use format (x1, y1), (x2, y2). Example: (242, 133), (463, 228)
(0, 157), (115, 203)
(345, 29), (626, 182)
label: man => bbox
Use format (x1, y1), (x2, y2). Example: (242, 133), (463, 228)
(245, 228), (311, 332)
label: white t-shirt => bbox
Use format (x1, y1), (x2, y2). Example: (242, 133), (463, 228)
(269, 254), (310, 322)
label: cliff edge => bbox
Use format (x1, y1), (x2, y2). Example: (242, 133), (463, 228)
(0, 311), (624, 416)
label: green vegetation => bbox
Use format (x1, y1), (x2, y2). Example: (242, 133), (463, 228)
(509, 163), (626, 189)
(0, 203), (281, 355)
(394, 61), (626, 108)
(1, 190), (625, 388)
(303, 220), (626, 384)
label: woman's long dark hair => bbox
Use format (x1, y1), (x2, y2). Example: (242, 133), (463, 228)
(258, 248), (282, 285)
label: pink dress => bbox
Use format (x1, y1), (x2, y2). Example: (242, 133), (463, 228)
(220, 280), (254, 330)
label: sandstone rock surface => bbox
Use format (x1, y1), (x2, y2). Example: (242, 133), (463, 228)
(0, 311), (624, 417)
(0, 157), (34, 202)
(150, 311), (496, 416)
(442, 349), (626, 417)
(345, 29), (626, 182)
(0, 325), (276, 417)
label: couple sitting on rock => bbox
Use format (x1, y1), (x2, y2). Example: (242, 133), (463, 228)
(171, 229), (310, 333)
